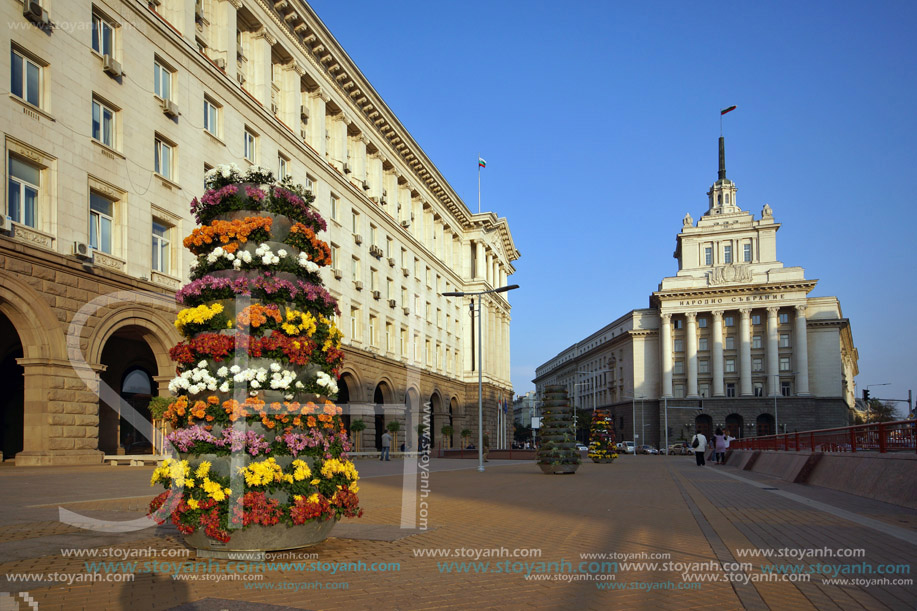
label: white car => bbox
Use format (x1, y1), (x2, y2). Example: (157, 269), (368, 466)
(576, 444), (589, 451)
(622, 441), (635, 454)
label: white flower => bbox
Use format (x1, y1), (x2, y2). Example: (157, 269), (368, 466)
(285, 394), (294, 400)
(217, 367), (228, 377)
(207, 382), (217, 391)
(241, 251), (252, 263)
(226, 253), (235, 261)
(219, 382), (230, 393)
(251, 380), (260, 389)
(270, 363), (281, 372)
(277, 249), (287, 258)
(230, 365), (241, 374)
(198, 361), (208, 369)
(295, 381), (304, 389)
(233, 259), (242, 269)
(250, 390), (259, 397)
(213, 247), (224, 257)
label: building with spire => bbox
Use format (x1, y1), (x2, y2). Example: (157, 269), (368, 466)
(534, 137), (857, 447)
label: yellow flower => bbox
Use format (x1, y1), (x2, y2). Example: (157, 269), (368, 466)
(293, 495), (303, 502)
(310, 478), (320, 486)
(292, 459), (311, 481)
(195, 461), (211, 479)
(188, 498), (200, 510)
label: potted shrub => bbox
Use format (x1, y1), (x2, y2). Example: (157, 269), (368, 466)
(460, 428), (472, 449)
(386, 420), (401, 452)
(536, 385), (580, 474)
(149, 166), (361, 553)
(441, 425), (454, 449)
(587, 409), (618, 463)
(349, 419), (366, 452)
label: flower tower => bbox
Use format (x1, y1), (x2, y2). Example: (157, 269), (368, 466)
(149, 165), (361, 553)
(587, 409), (618, 463)
(536, 385), (581, 474)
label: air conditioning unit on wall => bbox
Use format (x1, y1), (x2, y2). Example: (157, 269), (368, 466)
(72, 241), (92, 260)
(102, 54), (122, 78)
(160, 99), (180, 118)
(23, 0), (49, 27)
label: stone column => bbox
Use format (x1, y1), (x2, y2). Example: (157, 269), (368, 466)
(475, 242), (486, 280)
(280, 61), (305, 131)
(216, 0), (241, 81)
(795, 305), (810, 395)
(767, 306), (780, 396)
(739, 308), (753, 396)
(251, 29), (275, 108)
(308, 90), (328, 156)
(686, 312), (698, 398)
(712, 311), (724, 396)
(660, 313), (673, 397)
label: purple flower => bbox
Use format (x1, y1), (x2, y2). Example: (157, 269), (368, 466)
(190, 185), (240, 224)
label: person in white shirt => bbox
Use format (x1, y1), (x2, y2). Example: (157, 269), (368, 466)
(691, 432), (708, 466)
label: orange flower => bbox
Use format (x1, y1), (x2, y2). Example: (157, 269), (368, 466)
(207, 395), (219, 405)
(306, 416), (317, 428)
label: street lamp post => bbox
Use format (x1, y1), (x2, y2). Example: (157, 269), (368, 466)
(772, 372), (799, 435)
(442, 284), (519, 472)
(623, 394), (645, 452)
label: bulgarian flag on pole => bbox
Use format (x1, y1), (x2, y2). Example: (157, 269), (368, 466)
(721, 105), (737, 115)
(478, 157), (487, 168)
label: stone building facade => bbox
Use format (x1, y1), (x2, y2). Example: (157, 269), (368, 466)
(533, 138), (857, 448)
(1, 0), (518, 465)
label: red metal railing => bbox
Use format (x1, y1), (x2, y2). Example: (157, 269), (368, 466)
(729, 420), (917, 454)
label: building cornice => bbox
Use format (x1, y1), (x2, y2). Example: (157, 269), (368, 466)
(651, 280), (818, 305)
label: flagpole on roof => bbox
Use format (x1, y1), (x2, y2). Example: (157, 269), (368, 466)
(477, 153), (481, 214)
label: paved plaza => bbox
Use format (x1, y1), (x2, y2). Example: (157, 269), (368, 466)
(0, 455), (914, 610)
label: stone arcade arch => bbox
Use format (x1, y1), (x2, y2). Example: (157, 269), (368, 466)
(373, 380), (395, 451)
(694, 413), (713, 440)
(756, 413), (775, 437)
(426, 391), (442, 450)
(0, 313), (24, 461)
(725, 413), (744, 439)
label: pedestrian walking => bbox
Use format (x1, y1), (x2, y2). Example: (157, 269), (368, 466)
(381, 431), (392, 461)
(713, 427), (728, 465)
(691, 431), (708, 466)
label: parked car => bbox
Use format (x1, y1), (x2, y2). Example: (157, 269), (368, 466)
(622, 441), (635, 454)
(666, 443), (691, 455)
(637, 445), (658, 455)
(576, 444), (589, 451)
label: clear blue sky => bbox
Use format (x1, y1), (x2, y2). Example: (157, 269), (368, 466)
(310, 0), (917, 415)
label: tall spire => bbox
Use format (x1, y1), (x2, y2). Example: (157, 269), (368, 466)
(718, 136), (726, 181)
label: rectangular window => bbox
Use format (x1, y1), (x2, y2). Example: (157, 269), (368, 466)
(414, 335), (420, 361)
(10, 49), (40, 107)
(385, 322), (393, 353)
(699, 360), (709, 374)
(673, 339), (684, 352)
(673, 360), (684, 375)
(305, 175), (315, 193)
(754, 383), (764, 397)
(243, 128), (257, 162)
(724, 315), (734, 327)
(752, 335), (762, 349)
(724, 244), (733, 264)
(154, 137), (173, 180)
(752, 314), (761, 325)
(726, 383), (736, 398)
(425, 339), (431, 365)
(330, 244), (339, 269)
(152, 221), (170, 273)
(277, 154), (288, 181)
(401, 248), (408, 268)
(697, 317), (707, 328)
(370, 224), (378, 246)
(153, 60), (172, 100)
(351, 257), (360, 281)
(401, 287), (407, 307)
(349, 306), (360, 340)
(352, 210), (359, 234)
(92, 11), (115, 56)
(371, 269), (378, 292)
(725, 336), (735, 350)
(368, 315), (377, 347)
(752, 358), (763, 372)
(330, 194), (339, 221)
(779, 312), (789, 324)
(7, 155), (39, 227)
(425, 302), (431, 323)
(725, 359), (735, 373)
(673, 384), (684, 398)
(779, 357), (791, 372)
(203, 97), (220, 136)
(386, 278), (393, 300)
(400, 328), (407, 356)
(673, 319), (683, 330)
(386, 237), (393, 258)
(92, 99), (115, 147)
(779, 333), (791, 348)
(699, 384), (709, 398)
(744, 243), (752, 262)
(698, 337), (708, 351)
(781, 381), (791, 397)
(89, 192), (114, 254)
(704, 247), (712, 266)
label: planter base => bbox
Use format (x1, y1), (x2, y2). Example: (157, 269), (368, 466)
(591, 457), (617, 463)
(539, 463), (579, 474)
(184, 519), (336, 557)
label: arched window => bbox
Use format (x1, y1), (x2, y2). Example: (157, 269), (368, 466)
(122, 368), (152, 395)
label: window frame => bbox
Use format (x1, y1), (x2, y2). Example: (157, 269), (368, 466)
(743, 242), (752, 263)
(7, 153), (40, 228)
(203, 96), (220, 137)
(243, 127), (257, 162)
(151, 220), (171, 274)
(724, 244), (733, 264)
(91, 97), (116, 148)
(277, 153), (289, 181)
(91, 10), (116, 57)
(153, 58), (173, 101)
(89, 191), (116, 254)
(154, 135), (174, 181)
(10, 47), (42, 108)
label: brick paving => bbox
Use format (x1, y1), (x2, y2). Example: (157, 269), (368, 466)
(0, 457), (914, 610)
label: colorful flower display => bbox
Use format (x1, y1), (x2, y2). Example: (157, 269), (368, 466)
(151, 170), (360, 544)
(587, 409), (618, 463)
